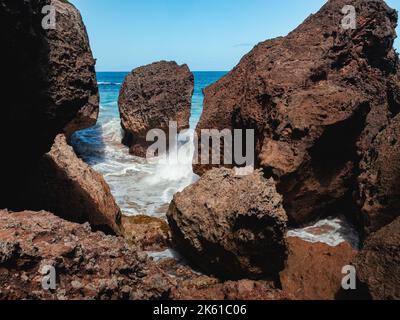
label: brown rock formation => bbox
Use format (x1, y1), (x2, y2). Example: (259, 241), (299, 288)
(353, 217), (400, 300)
(159, 259), (290, 300)
(358, 114), (400, 234)
(27, 135), (121, 234)
(280, 237), (358, 300)
(0, 0), (99, 208)
(0, 210), (172, 300)
(118, 61), (194, 157)
(194, 0), (400, 227)
(121, 215), (170, 252)
(172, 279), (290, 301)
(167, 168), (288, 280)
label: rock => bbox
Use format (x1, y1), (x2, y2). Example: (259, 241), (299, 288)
(118, 61), (194, 157)
(358, 114), (400, 234)
(353, 217), (400, 300)
(167, 168), (288, 280)
(27, 134), (121, 234)
(172, 279), (291, 301)
(0, 210), (173, 300)
(0, 0), (99, 208)
(280, 237), (358, 300)
(158, 259), (290, 300)
(121, 215), (171, 252)
(193, 0), (400, 226)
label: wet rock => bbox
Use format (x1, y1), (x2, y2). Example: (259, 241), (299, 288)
(353, 217), (400, 300)
(0, 210), (172, 300)
(121, 215), (170, 252)
(193, 0), (400, 226)
(167, 168), (288, 280)
(280, 237), (358, 300)
(118, 61), (194, 157)
(358, 114), (400, 234)
(0, 0), (99, 208)
(27, 135), (122, 234)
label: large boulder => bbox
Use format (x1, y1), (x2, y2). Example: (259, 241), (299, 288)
(280, 237), (358, 300)
(0, 0), (99, 208)
(118, 61), (194, 157)
(27, 135), (122, 234)
(0, 210), (172, 300)
(353, 217), (400, 300)
(167, 168), (288, 280)
(358, 114), (400, 235)
(194, 0), (400, 226)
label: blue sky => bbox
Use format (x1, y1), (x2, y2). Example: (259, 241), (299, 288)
(70, 0), (400, 71)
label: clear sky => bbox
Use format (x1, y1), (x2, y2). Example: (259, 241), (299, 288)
(70, 0), (400, 72)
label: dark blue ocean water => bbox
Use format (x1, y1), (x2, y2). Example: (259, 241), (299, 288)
(72, 71), (226, 217)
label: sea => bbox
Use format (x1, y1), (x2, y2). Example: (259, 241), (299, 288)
(71, 71), (360, 251)
(72, 71), (226, 218)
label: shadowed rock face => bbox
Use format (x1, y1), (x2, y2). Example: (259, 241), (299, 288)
(26, 135), (122, 235)
(0, 0), (99, 208)
(167, 168), (288, 280)
(0, 210), (172, 300)
(118, 61), (194, 157)
(194, 0), (400, 227)
(358, 113), (400, 235)
(353, 217), (400, 300)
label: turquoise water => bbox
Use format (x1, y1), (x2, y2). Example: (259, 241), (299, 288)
(72, 71), (226, 217)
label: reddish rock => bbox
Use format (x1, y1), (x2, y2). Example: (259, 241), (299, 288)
(358, 114), (400, 234)
(167, 168), (288, 280)
(0, 0), (99, 208)
(353, 217), (400, 300)
(280, 237), (358, 300)
(27, 135), (122, 234)
(194, 0), (400, 226)
(0, 210), (173, 300)
(121, 215), (171, 252)
(159, 259), (290, 300)
(172, 279), (290, 301)
(118, 61), (194, 157)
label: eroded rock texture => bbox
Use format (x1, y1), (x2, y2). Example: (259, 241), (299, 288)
(27, 135), (122, 234)
(0, 0), (99, 208)
(358, 114), (400, 234)
(194, 0), (400, 227)
(159, 259), (291, 300)
(353, 217), (400, 300)
(0, 210), (172, 300)
(118, 61), (194, 157)
(167, 168), (288, 280)
(120, 215), (170, 252)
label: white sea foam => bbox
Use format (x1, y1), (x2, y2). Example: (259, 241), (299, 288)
(287, 217), (360, 248)
(73, 117), (198, 218)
